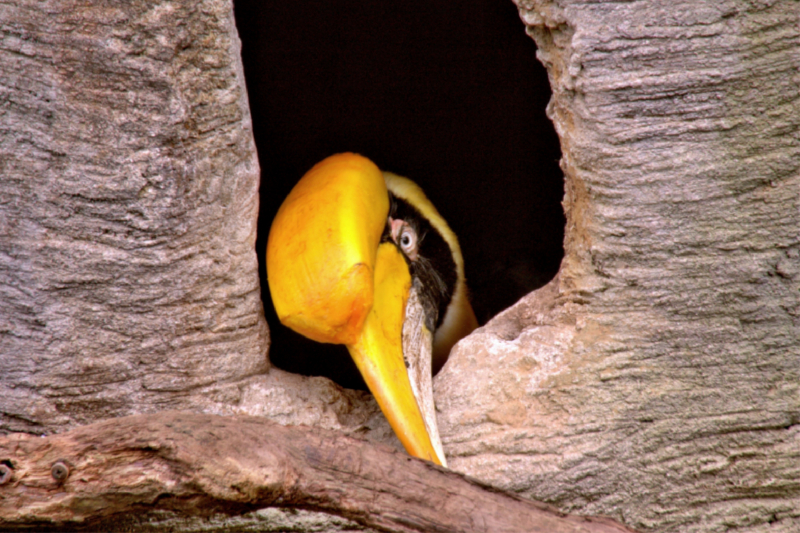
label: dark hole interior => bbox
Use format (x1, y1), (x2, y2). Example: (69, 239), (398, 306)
(233, 0), (564, 390)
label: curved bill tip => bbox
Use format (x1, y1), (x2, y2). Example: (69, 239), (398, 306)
(346, 243), (447, 466)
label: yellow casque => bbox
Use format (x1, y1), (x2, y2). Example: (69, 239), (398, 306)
(267, 153), (444, 465)
(267, 154), (387, 345)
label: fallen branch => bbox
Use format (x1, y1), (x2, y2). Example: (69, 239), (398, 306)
(0, 412), (636, 532)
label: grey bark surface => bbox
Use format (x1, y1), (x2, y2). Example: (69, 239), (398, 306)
(435, 1), (800, 532)
(0, 0), (268, 432)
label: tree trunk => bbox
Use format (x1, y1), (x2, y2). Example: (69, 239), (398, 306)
(0, 0), (268, 432)
(436, 1), (800, 532)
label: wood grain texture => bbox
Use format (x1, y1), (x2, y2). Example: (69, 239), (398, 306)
(0, 0), (268, 433)
(435, 1), (800, 531)
(0, 411), (637, 533)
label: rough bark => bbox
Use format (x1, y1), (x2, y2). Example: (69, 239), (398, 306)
(0, 0), (269, 433)
(435, 1), (800, 532)
(0, 411), (636, 533)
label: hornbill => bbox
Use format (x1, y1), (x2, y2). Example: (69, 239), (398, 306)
(266, 153), (478, 466)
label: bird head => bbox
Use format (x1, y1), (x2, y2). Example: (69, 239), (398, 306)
(266, 153), (477, 466)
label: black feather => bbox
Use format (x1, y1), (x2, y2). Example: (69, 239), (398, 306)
(383, 192), (458, 334)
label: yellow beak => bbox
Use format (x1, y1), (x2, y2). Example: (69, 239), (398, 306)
(266, 153), (445, 465)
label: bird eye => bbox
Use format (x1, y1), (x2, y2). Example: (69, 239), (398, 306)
(399, 226), (417, 256)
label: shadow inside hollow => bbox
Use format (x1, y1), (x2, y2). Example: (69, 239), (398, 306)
(233, 0), (564, 389)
